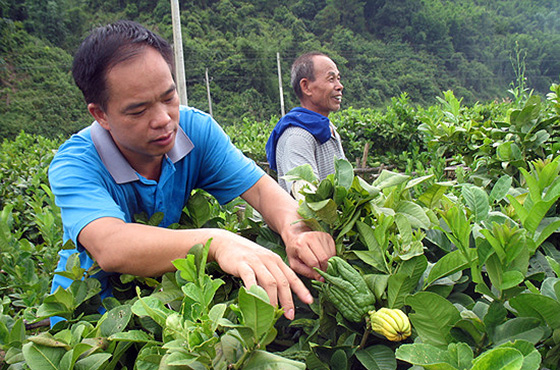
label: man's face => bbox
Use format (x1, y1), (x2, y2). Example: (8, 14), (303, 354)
(89, 46), (180, 172)
(302, 55), (343, 117)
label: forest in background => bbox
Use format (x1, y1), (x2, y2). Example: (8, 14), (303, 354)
(2, 0), (560, 140)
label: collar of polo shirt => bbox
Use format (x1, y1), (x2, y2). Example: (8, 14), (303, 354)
(91, 121), (194, 184)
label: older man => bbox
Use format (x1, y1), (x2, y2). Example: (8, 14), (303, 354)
(266, 52), (346, 195)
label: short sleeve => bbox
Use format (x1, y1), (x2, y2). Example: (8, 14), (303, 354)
(181, 109), (265, 204)
(48, 134), (128, 246)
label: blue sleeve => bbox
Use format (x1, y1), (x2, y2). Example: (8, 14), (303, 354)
(48, 132), (127, 247)
(182, 108), (265, 204)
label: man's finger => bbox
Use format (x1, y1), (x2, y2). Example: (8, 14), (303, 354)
(236, 262), (258, 289)
(278, 261), (313, 306)
(288, 257), (323, 281)
(262, 262), (296, 319)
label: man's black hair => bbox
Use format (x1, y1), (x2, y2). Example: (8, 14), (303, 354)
(72, 20), (174, 110)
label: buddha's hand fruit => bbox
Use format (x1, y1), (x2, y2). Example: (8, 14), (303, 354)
(313, 256), (375, 322)
(368, 307), (412, 341)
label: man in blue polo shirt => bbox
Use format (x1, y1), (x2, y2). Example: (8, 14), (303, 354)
(48, 20), (335, 325)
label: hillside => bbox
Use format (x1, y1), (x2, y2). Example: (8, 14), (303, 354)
(1, 0), (560, 140)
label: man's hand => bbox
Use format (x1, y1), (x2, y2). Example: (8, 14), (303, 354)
(241, 175), (337, 280)
(282, 226), (336, 281)
(209, 230), (313, 320)
(80, 217), (315, 321)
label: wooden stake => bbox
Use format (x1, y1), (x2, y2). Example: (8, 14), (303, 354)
(171, 0), (188, 105)
(205, 68), (213, 116)
(277, 52), (285, 116)
(361, 142), (370, 169)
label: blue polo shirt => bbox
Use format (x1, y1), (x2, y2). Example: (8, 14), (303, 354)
(48, 106), (264, 323)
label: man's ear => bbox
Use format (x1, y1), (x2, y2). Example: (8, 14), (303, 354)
(300, 78), (312, 97)
(88, 103), (109, 130)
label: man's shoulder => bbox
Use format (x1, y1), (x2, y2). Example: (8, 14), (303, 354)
(55, 125), (96, 155)
(179, 105), (213, 130)
(279, 125), (316, 139)
(51, 124), (102, 170)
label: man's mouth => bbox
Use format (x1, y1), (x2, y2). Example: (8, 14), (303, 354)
(152, 131), (175, 145)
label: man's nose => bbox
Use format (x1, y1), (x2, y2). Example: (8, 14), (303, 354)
(150, 104), (172, 128)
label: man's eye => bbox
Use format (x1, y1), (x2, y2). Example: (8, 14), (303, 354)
(129, 110), (145, 116)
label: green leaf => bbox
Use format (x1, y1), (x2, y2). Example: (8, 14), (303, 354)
(396, 342), (469, 370)
(524, 199), (557, 235)
(396, 201), (431, 229)
(497, 141), (522, 162)
(27, 333), (71, 350)
(186, 190), (212, 228)
(535, 218), (560, 250)
(418, 182), (453, 209)
(355, 345), (397, 370)
(364, 274), (390, 301)
(485, 254), (504, 291)
(543, 176), (560, 202)
(406, 291), (462, 347)
(22, 342), (66, 370)
(99, 305), (132, 337)
(242, 349), (305, 369)
(354, 250), (387, 274)
(109, 330), (159, 344)
(307, 199), (339, 225)
(471, 347), (523, 370)
(208, 303), (227, 332)
(439, 205), (471, 257)
(8, 318), (25, 345)
(238, 286), (275, 344)
(540, 277), (560, 299)
(462, 185), (489, 223)
(490, 176), (513, 203)
(424, 249), (472, 288)
(284, 164), (317, 184)
(135, 344), (166, 369)
(356, 221), (387, 273)
(545, 256), (560, 277)
(447, 341), (476, 369)
(492, 318), (545, 346)
(498, 340), (542, 370)
(479, 229), (506, 263)
(388, 256), (428, 308)
(405, 174), (435, 190)
(509, 293), (560, 329)
(537, 159), (560, 192)
(131, 293), (174, 328)
(335, 158), (354, 189)
(507, 194), (529, 225)
(331, 349), (348, 370)
(501, 270), (525, 290)
(74, 353), (112, 370)
(172, 255), (197, 283)
(372, 170), (410, 190)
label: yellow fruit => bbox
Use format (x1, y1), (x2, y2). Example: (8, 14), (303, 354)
(368, 308), (412, 342)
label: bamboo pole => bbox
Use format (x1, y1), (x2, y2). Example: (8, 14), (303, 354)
(171, 0), (188, 105)
(205, 68), (213, 116)
(277, 52), (285, 116)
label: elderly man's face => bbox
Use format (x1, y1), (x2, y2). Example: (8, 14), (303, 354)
(303, 55), (343, 117)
